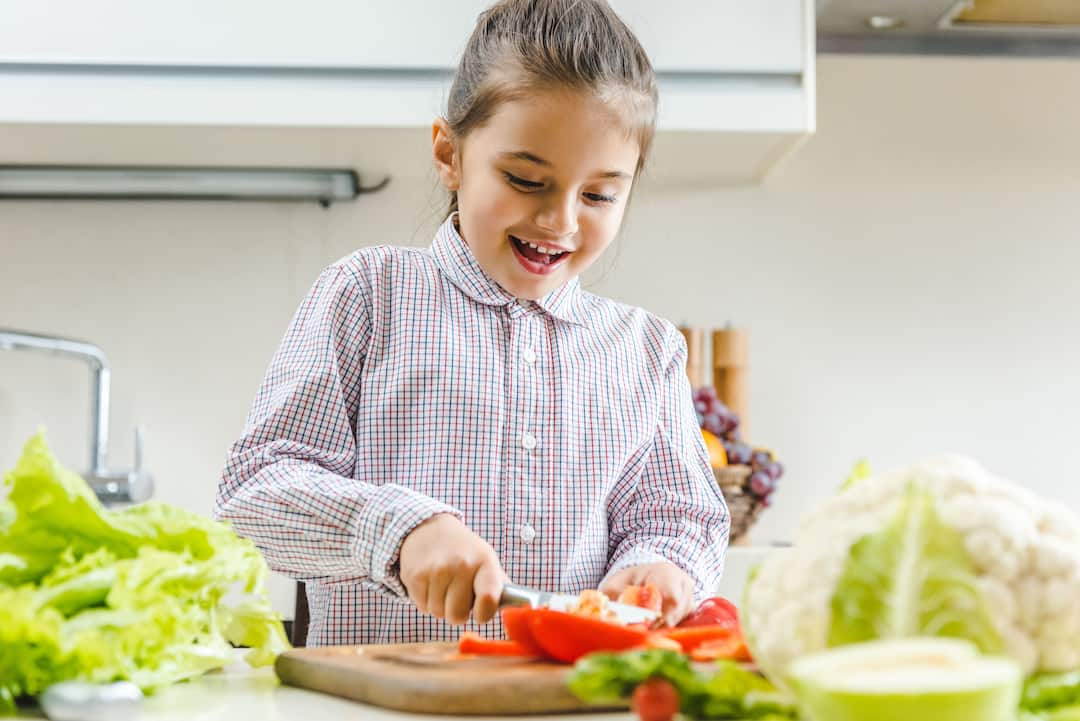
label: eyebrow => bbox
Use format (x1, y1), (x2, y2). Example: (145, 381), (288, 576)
(498, 150), (632, 180)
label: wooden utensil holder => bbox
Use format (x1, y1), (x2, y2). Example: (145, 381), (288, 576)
(712, 327), (749, 432)
(678, 326), (709, 388)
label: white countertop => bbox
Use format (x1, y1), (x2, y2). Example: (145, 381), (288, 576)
(22, 652), (632, 721)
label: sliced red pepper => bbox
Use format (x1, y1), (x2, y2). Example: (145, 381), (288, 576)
(688, 634), (752, 662)
(457, 632), (534, 657)
(501, 606), (546, 656)
(640, 633), (683, 652)
(525, 608), (650, 663)
(661, 624), (739, 653)
(677, 597), (739, 629)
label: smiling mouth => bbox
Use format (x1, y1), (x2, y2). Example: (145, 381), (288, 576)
(509, 234), (571, 274)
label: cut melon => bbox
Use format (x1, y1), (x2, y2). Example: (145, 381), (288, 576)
(789, 638), (1021, 721)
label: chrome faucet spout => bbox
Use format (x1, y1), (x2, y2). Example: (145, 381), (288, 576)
(0, 328), (153, 505)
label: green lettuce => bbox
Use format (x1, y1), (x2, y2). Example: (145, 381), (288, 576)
(828, 484), (1002, 654)
(568, 649), (797, 720)
(1021, 671), (1080, 720)
(0, 431), (289, 714)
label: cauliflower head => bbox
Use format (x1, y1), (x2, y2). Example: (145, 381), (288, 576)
(743, 454), (1080, 684)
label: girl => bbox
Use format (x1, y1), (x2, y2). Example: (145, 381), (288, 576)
(216, 0), (729, 647)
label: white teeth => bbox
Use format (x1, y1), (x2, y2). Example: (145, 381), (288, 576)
(524, 240), (561, 255)
(513, 235), (567, 256)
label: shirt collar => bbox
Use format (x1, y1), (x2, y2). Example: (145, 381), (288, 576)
(431, 215), (589, 326)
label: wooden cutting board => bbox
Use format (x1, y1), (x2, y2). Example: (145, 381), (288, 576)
(275, 642), (627, 715)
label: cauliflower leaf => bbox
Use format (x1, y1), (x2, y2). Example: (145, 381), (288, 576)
(829, 484), (1002, 654)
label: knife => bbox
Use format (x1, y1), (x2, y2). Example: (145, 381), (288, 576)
(499, 582), (660, 626)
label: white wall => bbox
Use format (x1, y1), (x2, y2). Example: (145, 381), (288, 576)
(3, 55), (1080, 614)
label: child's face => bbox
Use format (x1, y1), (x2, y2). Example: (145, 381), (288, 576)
(434, 88), (640, 300)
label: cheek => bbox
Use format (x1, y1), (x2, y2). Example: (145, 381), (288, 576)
(462, 178), (524, 227)
(580, 209), (623, 253)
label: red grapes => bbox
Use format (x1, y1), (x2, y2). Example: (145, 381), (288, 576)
(693, 386), (783, 507)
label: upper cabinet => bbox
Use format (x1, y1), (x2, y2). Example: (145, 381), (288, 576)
(0, 0), (815, 184)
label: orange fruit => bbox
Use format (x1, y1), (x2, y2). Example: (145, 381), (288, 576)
(701, 429), (728, 468)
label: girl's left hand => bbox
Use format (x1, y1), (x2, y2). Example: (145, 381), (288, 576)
(599, 561), (695, 627)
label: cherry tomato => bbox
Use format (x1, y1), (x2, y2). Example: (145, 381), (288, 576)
(632, 678), (680, 721)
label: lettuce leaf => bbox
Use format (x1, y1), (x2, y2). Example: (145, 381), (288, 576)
(828, 484), (1002, 654)
(1021, 671), (1080, 721)
(0, 431), (289, 714)
(1022, 709), (1080, 721)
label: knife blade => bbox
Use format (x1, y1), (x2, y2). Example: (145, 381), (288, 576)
(499, 582), (659, 625)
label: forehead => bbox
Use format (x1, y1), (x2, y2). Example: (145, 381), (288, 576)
(467, 88), (640, 176)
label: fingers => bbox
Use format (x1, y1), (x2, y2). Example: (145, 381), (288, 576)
(399, 514), (507, 626)
(426, 569), (452, 621)
(599, 567), (639, 600)
(662, 576), (695, 627)
(658, 571), (695, 627)
(404, 573), (429, 615)
(420, 556), (504, 625)
(472, 558), (505, 624)
(444, 568), (476, 625)
(601, 562), (697, 627)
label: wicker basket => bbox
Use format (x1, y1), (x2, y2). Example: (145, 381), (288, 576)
(714, 465), (762, 546)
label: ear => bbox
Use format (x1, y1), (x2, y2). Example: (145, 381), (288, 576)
(431, 118), (461, 191)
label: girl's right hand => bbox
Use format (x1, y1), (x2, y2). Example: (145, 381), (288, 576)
(399, 513), (507, 625)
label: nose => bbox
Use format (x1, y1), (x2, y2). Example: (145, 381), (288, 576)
(535, 191), (578, 238)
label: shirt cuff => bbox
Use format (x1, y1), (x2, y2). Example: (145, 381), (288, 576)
(350, 483), (463, 598)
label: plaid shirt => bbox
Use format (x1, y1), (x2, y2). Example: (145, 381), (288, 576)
(216, 216), (729, 646)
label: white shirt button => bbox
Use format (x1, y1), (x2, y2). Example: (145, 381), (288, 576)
(520, 432), (537, 450)
(523, 347), (537, 364)
(519, 523), (536, 543)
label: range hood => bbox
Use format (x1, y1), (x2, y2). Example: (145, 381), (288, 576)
(818, 0), (1080, 56)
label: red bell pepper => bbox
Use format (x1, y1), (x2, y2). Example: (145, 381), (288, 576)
(457, 632), (535, 657)
(641, 633), (684, 652)
(502, 607), (650, 663)
(500, 606), (546, 656)
(677, 596), (739, 629)
(687, 633), (752, 662)
(661, 624), (739, 653)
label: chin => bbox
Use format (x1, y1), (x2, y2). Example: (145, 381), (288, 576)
(504, 278), (552, 300)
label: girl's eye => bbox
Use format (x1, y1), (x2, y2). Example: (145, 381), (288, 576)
(503, 172), (543, 190)
(503, 171), (616, 204)
(584, 192), (617, 204)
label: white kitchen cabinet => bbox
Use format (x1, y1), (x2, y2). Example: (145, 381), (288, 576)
(0, 0), (815, 184)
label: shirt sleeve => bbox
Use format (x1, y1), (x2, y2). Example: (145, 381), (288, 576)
(603, 324), (730, 601)
(214, 261), (461, 598)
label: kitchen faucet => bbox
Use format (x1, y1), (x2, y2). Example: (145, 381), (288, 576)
(0, 328), (153, 505)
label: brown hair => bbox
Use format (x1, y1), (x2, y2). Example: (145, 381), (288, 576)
(443, 0), (658, 218)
